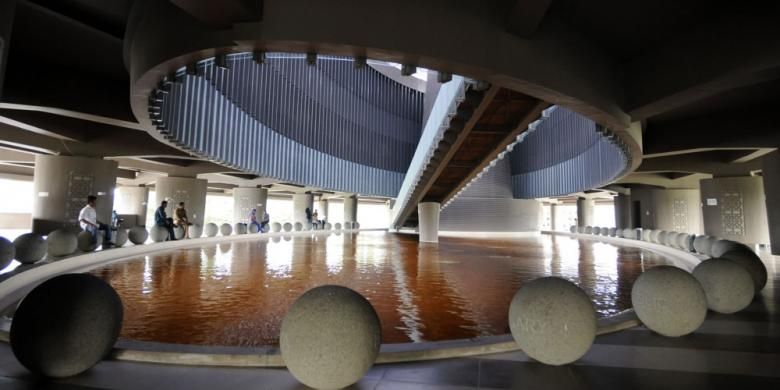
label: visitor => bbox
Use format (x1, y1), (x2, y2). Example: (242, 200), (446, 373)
(79, 195), (112, 246)
(154, 200), (177, 241)
(174, 202), (190, 238)
(305, 207), (312, 226)
(260, 210), (270, 232)
(312, 209), (319, 229)
(248, 208), (261, 232)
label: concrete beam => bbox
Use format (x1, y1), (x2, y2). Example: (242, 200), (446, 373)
(637, 153), (762, 177)
(505, 0), (552, 37)
(170, 0), (262, 28)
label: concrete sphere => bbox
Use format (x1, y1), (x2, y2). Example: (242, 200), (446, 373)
(608, 227), (617, 237)
(569, 226), (576, 233)
(681, 234), (696, 252)
(693, 258), (754, 314)
(280, 285), (381, 389)
(0, 237), (15, 270)
(204, 223), (218, 237)
(695, 236), (716, 256)
(334, 223), (342, 230)
(623, 229), (634, 239)
(324, 223), (332, 230)
(721, 248), (768, 292)
(576, 226), (584, 234)
(10, 273), (123, 378)
(641, 229), (652, 241)
(591, 226), (600, 235)
(508, 277), (596, 365)
(13, 233), (47, 264)
(271, 222), (282, 232)
(149, 225), (169, 243)
(631, 266), (707, 337)
(294, 222), (303, 232)
(234, 223), (247, 235)
(283, 222), (293, 232)
(249, 223), (260, 233)
(655, 231), (667, 245)
(305, 222), (313, 231)
(663, 231), (677, 247)
(47, 229), (78, 257)
(114, 229), (128, 247)
(220, 223), (233, 236)
(188, 224), (203, 239)
(584, 226), (593, 234)
(711, 239), (750, 258)
(173, 226), (185, 240)
(600, 227), (609, 236)
(128, 226), (148, 245)
(692, 235), (707, 254)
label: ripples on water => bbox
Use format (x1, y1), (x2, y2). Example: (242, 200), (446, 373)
(90, 232), (670, 346)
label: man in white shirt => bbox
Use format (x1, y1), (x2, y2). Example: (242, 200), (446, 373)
(79, 195), (112, 246)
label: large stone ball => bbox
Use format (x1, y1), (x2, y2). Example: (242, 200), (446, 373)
(271, 222), (282, 232)
(283, 222), (293, 232)
(693, 258), (754, 314)
(663, 231), (677, 247)
(608, 227), (617, 237)
(47, 229), (78, 257)
(220, 223), (233, 236)
(576, 226), (584, 234)
(569, 226), (576, 234)
(234, 223), (247, 235)
(188, 224), (203, 239)
(631, 266), (707, 337)
(0, 237), (15, 270)
(128, 226), (148, 245)
(305, 222), (313, 231)
(248, 223), (260, 234)
(654, 230), (666, 244)
(173, 226), (185, 240)
(623, 228), (635, 240)
(10, 273), (123, 378)
(113, 229), (128, 247)
(334, 223), (342, 230)
(681, 234), (696, 252)
(711, 239), (750, 258)
(508, 277), (596, 365)
(149, 225), (169, 243)
(641, 229), (652, 242)
(693, 235), (717, 255)
(13, 233), (47, 264)
(77, 231), (102, 253)
(584, 226), (593, 234)
(721, 248), (768, 292)
(324, 223), (332, 230)
(592, 226), (601, 235)
(204, 223), (218, 237)
(294, 222), (303, 232)
(280, 285), (381, 389)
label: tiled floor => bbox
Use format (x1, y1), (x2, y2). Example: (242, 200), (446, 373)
(0, 237), (778, 389)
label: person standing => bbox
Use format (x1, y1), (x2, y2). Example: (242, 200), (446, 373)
(155, 200), (176, 241)
(312, 209), (319, 229)
(79, 195), (112, 246)
(174, 202), (190, 238)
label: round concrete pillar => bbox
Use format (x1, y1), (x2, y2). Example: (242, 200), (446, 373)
(418, 202), (440, 243)
(343, 195), (358, 224)
(32, 155), (118, 234)
(576, 197), (594, 227)
(154, 177), (208, 227)
(114, 186), (149, 227)
(292, 193), (314, 225)
(316, 199), (329, 222)
(233, 187), (268, 224)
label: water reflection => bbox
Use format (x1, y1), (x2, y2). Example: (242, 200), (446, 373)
(90, 232), (670, 346)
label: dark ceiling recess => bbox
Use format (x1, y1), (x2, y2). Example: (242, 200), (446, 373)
(29, 0), (133, 38)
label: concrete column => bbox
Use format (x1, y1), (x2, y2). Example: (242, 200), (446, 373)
(343, 195), (358, 223)
(32, 155), (118, 234)
(0, 0), (15, 99)
(549, 204), (557, 231)
(316, 199), (329, 221)
(233, 187), (268, 223)
(576, 197), (594, 227)
(292, 193), (314, 224)
(700, 176), (769, 246)
(115, 186), (149, 227)
(614, 194), (631, 229)
(418, 202), (440, 243)
(154, 176), (208, 226)
(763, 151), (780, 254)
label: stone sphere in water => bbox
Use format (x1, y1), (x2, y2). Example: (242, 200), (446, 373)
(271, 222), (282, 232)
(721, 248), (768, 292)
(584, 226), (593, 234)
(113, 229), (128, 247)
(10, 273), (123, 378)
(204, 223), (218, 237)
(693, 258), (754, 314)
(283, 222), (293, 232)
(248, 223), (260, 233)
(128, 226), (148, 244)
(711, 239), (750, 258)
(608, 228), (617, 237)
(234, 223), (247, 235)
(508, 277), (596, 365)
(631, 266), (707, 337)
(592, 227), (600, 235)
(47, 229), (78, 257)
(294, 222), (303, 232)
(569, 226), (576, 233)
(0, 237), (15, 269)
(149, 225), (169, 242)
(324, 223), (332, 230)
(281, 285), (380, 389)
(188, 224), (203, 239)
(334, 223), (342, 230)
(220, 223), (233, 236)
(173, 226), (185, 240)
(77, 231), (103, 252)
(13, 233), (47, 264)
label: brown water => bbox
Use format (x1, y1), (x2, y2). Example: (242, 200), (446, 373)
(90, 232), (671, 346)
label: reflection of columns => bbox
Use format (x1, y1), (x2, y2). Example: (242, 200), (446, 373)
(115, 186), (149, 227)
(550, 204), (557, 231)
(316, 199), (329, 221)
(576, 197), (594, 227)
(154, 176), (208, 226)
(292, 193), (314, 224)
(233, 187), (268, 223)
(343, 195), (358, 223)
(614, 194), (631, 229)
(418, 202), (440, 243)
(32, 155), (118, 234)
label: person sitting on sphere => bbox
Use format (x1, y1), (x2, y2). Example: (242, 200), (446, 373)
(248, 208), (262, 232)
(260, 210), (270, 232)
(312, 209), (319, 229)
(173, 202), (190, 238)
(79, 195), (113, 246)
(154, 200), (177, 241)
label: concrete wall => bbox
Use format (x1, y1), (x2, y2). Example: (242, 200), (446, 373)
(154, 176), (208, 226)
(32, 155), (118, 234)
(629, 188), (702, 234)
(291, 193), (314, 225)
(115, 186), (149, 227)
(700, 176), (769, 245)
(613, 194), (631, 228)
